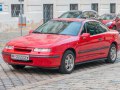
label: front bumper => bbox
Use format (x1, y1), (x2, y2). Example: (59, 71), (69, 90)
(2, 52), (61, 68)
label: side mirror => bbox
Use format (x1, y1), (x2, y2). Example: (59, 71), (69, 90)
(81, 33), (90, 40)
(29, 30), (34, 34)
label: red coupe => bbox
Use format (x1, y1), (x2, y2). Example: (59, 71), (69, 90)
(2, 18), (120, 74)
(100, 14), (120, 31)
(99, 14), (116, 30)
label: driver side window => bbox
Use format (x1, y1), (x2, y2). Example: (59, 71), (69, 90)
(85, 21), (97, 35)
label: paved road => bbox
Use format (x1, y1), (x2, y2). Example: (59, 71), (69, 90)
(13, 60), (120, 90)
(0, 53), (118, 90)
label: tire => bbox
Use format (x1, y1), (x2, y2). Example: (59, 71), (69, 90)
(112, 26), (116, 30)
(11, 65), (25, 69)
(59, 50), (75, 74)
(105, 44), (117, 63)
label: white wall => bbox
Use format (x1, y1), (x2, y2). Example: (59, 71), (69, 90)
(0, 0), (120, 30)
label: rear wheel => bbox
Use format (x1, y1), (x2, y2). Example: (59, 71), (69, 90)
(11, 65), (25, 69)
(105, 44), (117, 63)
(112, 26), (116, 30)
(59, 50), (75, 74)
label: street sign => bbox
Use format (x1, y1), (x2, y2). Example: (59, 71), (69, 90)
(18, 16), (26, 28)
(18, 0), (24, 36)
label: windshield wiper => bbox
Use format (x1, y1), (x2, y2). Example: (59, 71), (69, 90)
(45, 33), (58, 34)
(33, 32), (58, 34)
(33, 31), (42, 34)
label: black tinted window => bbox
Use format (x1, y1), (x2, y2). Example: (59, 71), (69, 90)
(100, 14), (116, 20)
(96, 23), (108, 33)
(85, 21), (107, 35)
(59, 11), (82, 18)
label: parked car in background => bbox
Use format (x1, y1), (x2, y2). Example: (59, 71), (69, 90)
(2, 18), (120, 74)
(59, 10), (99, 19)
(115, 14), (120, 31)
(99, 14), (120, 31)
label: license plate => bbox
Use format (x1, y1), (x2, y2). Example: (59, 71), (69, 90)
(11, 54), (29, 61)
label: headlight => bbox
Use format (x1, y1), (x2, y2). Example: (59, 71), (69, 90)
(34, 48), (51, 52)
(5, 46), (14, 50)
(106, 22), (113, 26)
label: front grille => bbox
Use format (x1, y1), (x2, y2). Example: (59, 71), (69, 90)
(14, 47), (32, 53)
(12, 59), (33, 63)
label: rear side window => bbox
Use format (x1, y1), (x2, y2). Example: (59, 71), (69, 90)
(96, 23), (108, 33)
(82, 21), (108, 35)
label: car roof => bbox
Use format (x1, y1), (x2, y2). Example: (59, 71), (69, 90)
(101, 13), (116, 16)
(64, 10), (82, 13)
(53, 18), (98, 23)
(65, 10), (97, 13)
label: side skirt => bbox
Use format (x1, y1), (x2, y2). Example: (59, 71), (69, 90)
(75, 58), (107, 65)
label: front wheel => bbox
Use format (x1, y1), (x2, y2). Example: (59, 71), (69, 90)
(59, 50), (75, 74)
(105, 44), (117, 63)
(11, 65), (25, 69)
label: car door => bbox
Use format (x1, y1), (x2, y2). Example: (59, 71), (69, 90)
(76, 21), (108, 62)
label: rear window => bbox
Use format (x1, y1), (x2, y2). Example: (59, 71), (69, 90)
(59, 11), (82, 18)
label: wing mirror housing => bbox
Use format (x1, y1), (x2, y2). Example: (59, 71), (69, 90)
(29, 30), (34, 34)
(81, 33), (90, 40)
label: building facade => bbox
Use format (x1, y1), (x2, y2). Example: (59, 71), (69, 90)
(0, 0), (120, 25)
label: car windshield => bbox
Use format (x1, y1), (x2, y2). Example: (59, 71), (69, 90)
(100, 14), (116, 20)
(33, 20), (82, 36)
(59, 11), (82, 18)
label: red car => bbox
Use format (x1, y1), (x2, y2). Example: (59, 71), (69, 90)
(2, 18), (120, 74)
(115, 14), (120, 31)
(100, 14), (116, 29)
(100, 14), (120, 30)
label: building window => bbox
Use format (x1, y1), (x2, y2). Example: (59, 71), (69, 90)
(43, 4), (53, 23)
(70, 4), (78, 10)
(0, 4), (2, 11)
(110, 3), (116, 13)
(91, 3), (98, 12)
(11, 4), (24, 17)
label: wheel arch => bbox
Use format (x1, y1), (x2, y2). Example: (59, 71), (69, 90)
(64, 48), (76, 58)
(111, 41), (118, 50)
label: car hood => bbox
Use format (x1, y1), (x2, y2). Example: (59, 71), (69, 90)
(8, 34), (73, 48)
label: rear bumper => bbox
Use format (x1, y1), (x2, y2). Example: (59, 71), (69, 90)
(2, 52), (61, 68)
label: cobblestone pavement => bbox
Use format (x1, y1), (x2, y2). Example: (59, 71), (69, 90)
(0, 53), (117, 90)
(12, 56), (120, 90)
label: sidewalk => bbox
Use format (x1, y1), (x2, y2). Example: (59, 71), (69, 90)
(12, 59), (120, 90)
